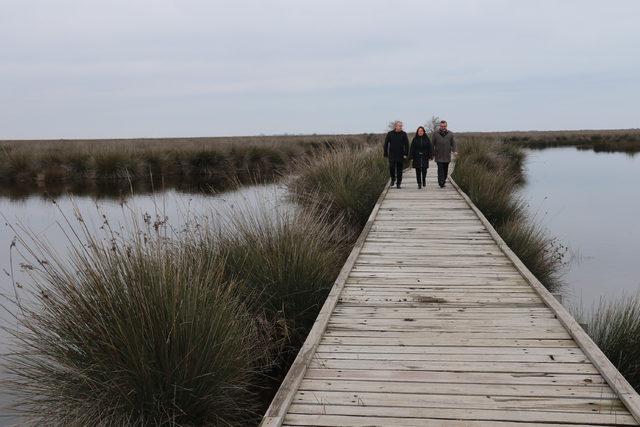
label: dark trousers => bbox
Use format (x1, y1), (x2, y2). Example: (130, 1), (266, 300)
(389, 160), (403, 185)
(415, 168), (427, 187)
(436, 162), (449, 187)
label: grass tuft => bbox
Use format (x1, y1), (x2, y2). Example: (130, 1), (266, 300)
(497, 219), (566, 293)
(289, 147), (388, 226)
(582, 294), (640, 391)
(3, 216), (271, 425)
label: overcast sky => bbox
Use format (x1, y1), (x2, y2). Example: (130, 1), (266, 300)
(1, 0), (639, 139)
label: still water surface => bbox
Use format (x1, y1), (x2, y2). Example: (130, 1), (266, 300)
(519, 147), (640, 310)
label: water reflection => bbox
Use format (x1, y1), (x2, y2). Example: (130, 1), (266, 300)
(0, 173), (276, 201)
(519, 147), (640, 310)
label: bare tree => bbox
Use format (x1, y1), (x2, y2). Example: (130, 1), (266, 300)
(387, 120), (401, 131)
(425, 115), (441, 133)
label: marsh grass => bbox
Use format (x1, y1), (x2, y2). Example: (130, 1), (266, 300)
(0, 134), (379, 193)
(452, 139), (565, 291)
(579, 294), (640, 391)
(187, 204), (352, 351)
(2, 211), (272, 425)
(497, 219), (566, 292)
(459, 129), (640, 154)
(289, 147), (388, 226)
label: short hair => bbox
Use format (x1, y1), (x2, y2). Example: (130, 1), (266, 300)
(395, 120), (403, 125)
(440, 120), (447, 124)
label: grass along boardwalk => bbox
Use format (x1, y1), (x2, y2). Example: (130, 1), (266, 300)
(261, 167), (640, 426)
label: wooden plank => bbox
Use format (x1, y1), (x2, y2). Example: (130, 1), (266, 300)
(320, 336), (578, 347)
(286, 404), (637, 425)
(328, 317), (563, 326)
(312, 351), (588, 363)
(339, 290), (540, 297)
(333, 308), (552, 314)
(292, 390), (623, 411)
(324, 331), (572, 340)
(298, 379), (616, 398)
(314, 345), (585, 356)
(305, 368), (607, 386)
(283, 414), (615, 427)
(307, 359), (599, 374)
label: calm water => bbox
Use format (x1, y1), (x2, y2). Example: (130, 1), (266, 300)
(0, 183), (291, 422)
(519, 147), (640, 309)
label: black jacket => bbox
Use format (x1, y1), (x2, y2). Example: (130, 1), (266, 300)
(383, 130), (409, 161)
(410, 135), (433, 169)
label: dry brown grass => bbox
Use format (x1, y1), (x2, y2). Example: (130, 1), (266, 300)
(0, 134), (380, 190)
(459, 129), (640, 153)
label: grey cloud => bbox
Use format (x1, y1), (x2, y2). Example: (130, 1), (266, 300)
(1, 0), (639, 138)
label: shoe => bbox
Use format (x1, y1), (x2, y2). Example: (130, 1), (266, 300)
(418, 184), (422, 189)
(396, 184), (401, 189)
(390, 180), (395, 187)
(422, 181), (426, 187)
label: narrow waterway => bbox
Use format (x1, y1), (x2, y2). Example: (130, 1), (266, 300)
(519, 147), (640, 310)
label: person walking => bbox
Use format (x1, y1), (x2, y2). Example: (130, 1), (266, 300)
(431, 120), (457, 188)
(409, 126), (433, 189)
(383, 120), (409, 189)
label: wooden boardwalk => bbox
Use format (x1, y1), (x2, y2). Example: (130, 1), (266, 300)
(262, 169), (640, 426)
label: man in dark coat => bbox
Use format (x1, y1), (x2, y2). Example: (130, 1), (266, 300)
(383, 121), (409, 189)
(431, 120), (457, 188)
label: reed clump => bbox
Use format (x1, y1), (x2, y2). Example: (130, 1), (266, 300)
(582, 294), (640, 391)
(452, 140), (565, 291)
(289, 147), (388, 226)
(3, 220), (271, 425)
(194, 205), (352, 350)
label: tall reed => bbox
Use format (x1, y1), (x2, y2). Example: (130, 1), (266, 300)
(289, 147), (388, 226)
(191, 204), (352, 350)
(581, 294), (640, 392)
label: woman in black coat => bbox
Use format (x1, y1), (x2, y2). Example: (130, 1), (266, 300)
(409, 126), (433, 189)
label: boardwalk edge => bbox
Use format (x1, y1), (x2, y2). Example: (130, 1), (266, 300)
(260, 181), (392, 426)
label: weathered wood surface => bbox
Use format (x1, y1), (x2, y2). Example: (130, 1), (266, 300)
(262, 170), (640, 426)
